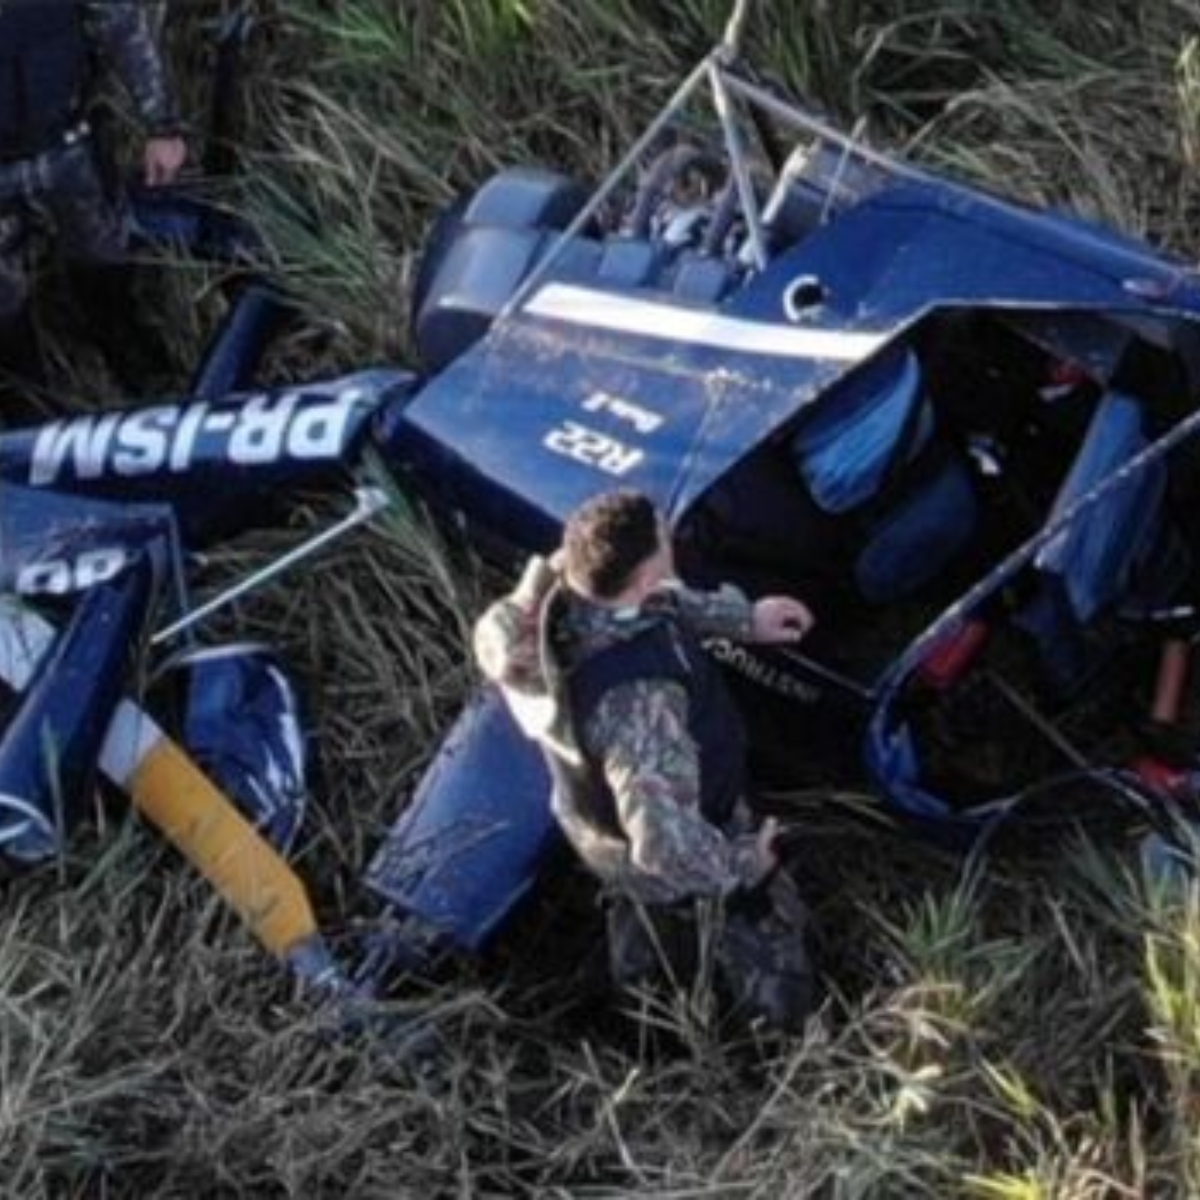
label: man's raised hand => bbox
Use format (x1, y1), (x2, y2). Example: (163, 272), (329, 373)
(750, 596), (815, 644)
(144, 136), (187, 187)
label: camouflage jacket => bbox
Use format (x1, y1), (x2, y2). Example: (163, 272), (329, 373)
(87, 3), (181, 134)
(474, 557), (770, 905)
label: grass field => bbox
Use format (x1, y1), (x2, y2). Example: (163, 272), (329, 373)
(5, 1), (1200, 1195)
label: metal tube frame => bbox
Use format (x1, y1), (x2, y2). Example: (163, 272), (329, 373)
(151, 486), (392, 646)
(493, 25), (927, 326)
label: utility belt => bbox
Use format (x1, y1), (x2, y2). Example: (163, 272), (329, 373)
(0, 119), (93, 206)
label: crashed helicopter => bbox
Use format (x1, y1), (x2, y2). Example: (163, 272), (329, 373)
(3, 17), (1200, 995)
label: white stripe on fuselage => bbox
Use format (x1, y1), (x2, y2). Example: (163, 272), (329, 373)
(524, 283), (887, 362)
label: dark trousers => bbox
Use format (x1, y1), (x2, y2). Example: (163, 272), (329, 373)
(0, 137), (148, 406)
(605, 870), (814, 1033)
(0, 138), (129, 317)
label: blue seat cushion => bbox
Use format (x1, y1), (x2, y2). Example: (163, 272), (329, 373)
(1035, 390), (1167, 622)
(598, 237), (663, 287)
(791, 348), (930, 514)
(855, 453), (977, 603)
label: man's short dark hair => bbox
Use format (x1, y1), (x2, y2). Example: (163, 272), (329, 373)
(562, 490), (661, 600)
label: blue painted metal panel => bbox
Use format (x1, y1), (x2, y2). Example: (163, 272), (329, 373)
(189, 284), (295, 401)
(0, 370), (414, 544)
(158, 643), (309, 853)
(731, 182), (1200, 324)
(1035, 391), (1166, 621)
(364, 685), (559, 952)
(0, 484), (174, 596)
(129, 183), (264, 262)
(0, 553), (159, 861)
(387, 290), (896, 534)
(386, 180), (1200, 549)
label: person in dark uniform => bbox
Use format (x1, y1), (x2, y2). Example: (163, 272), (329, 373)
(0, 0), (186, 400)
(475, 489), (819, 1033)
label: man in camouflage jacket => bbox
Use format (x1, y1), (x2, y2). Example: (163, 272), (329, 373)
(475, 489), (817, 1031)
(0, 0), (187, 395)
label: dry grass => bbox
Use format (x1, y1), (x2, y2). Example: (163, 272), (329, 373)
(5, 0), (1200, 1195)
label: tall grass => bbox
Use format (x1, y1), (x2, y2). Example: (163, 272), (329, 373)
(5, 0), (1200, 1195)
